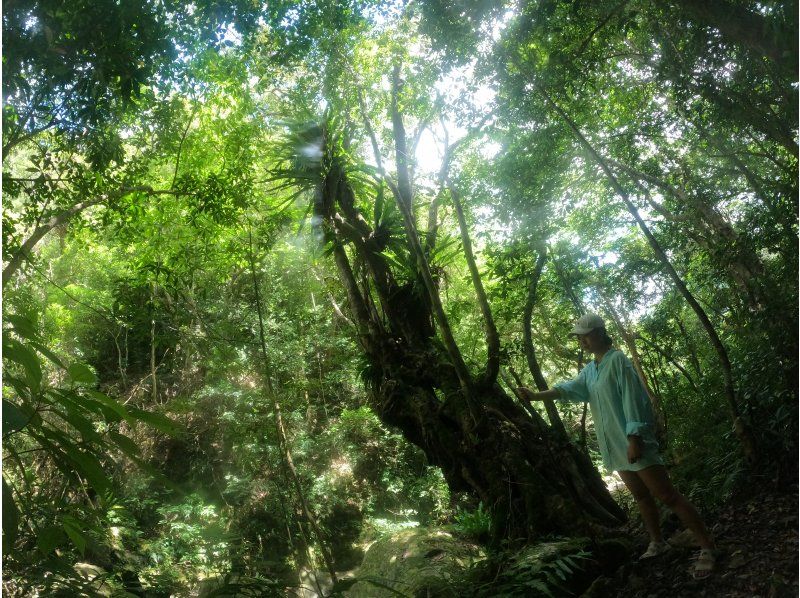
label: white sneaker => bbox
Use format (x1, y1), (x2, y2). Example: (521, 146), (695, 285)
(640, 540), (671, 560)
(692, 548), (716, 578)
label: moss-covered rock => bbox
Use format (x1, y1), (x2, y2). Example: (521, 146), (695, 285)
(344, 527), (485, 597)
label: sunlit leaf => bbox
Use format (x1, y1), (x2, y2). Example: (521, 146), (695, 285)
(3, 338), (42, 392)
(6, 315), (38, 341)
(30, 341), (66, 368)
(86, 390), (129, 421)
(67, 363), (98, 385)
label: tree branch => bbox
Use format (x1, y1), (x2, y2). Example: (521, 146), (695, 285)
(3, 186), (184, 288)
(390, 61), (478, 421)
(521, 248), (569, 438)
(448, 181), (500, 385)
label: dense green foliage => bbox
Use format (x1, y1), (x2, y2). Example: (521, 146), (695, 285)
(3, 0), (796, 595)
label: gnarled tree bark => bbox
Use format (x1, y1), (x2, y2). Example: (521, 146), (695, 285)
(311, 116), (625, 540)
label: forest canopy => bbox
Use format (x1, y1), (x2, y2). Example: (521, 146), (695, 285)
(2, 0), (797, 595)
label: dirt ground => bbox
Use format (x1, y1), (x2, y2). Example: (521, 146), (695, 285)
(590, 488), (798, 597)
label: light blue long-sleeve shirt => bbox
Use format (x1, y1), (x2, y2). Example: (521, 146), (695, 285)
(554, 348), (663, 472)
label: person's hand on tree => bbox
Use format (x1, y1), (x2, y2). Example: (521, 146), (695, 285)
(517, 387), (535, 402)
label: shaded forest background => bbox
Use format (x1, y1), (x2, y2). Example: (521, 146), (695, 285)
(2, 0), (797, 595)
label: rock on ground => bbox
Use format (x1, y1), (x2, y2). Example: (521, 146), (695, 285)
(343, 527), (484, 597)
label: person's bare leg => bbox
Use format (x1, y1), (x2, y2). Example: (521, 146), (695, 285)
(618, 470), (662, 543)
(636, 465), (715, 550)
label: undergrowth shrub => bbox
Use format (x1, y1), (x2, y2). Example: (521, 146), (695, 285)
(453, 502), (491, 543)
(456, 541), (593, 598)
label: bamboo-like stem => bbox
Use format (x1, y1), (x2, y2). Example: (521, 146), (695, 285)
(150, 282), (158, 404)
(636, 334), (699, 393)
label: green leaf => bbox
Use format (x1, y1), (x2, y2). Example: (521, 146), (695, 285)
(3, 338), (42, 392)
(30, 341), (66, 368)
(6, 315), (38, 340)
(67, 447), (112, 493)
(32, 433), (78, 481)
(62, 516), (86, 554)
(109, 431), (141, 458)
(67, 363), (98, 385)
(41, 429), (111, 493)
(128, 407), (178, 435)
(357, 577), (411, 597)
(54, 388), (121, 429)
(2, 400), (30, 435)
(524, 580), (554, 597)
(37, 525), (67, 555)
(330, 577), (359, 593)
(86, 390), (128, 421)
(2, 478), (20, 553)
(3, 375), (31, 399)
(53, 404), (102, 443)
(379, 250), (413, 275)
(128, 454), (182, 493)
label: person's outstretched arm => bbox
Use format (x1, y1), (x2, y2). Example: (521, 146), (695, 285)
(518, 367), (589, 404)
(517, 387), (559, 402)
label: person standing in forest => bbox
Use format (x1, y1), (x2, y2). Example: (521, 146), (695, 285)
(518, 313), (717, 578)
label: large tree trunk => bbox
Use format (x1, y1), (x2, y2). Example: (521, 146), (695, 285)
(449, 182), (500, 385)
(312, 124), (625, 540)
(376, 360), (626, 539)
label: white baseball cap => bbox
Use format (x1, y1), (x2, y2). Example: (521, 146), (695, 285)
(569, 313), (605, 335)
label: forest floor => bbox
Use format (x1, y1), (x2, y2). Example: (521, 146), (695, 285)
(591, 487), (798, 597)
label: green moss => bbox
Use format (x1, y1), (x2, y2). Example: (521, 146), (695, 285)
(345, 527), (485, 597)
